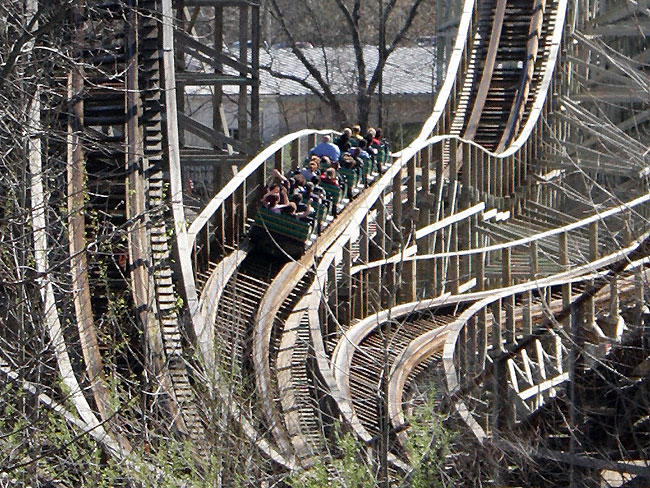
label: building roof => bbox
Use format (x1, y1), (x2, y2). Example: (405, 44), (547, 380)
(258, 45), (436, 97)
(186, 45), (436, 97)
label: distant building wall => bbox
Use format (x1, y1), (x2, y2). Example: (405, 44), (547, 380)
(184, 91), (435, 148)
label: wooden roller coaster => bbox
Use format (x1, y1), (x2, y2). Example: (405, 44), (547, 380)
(9, 0), (650, 484)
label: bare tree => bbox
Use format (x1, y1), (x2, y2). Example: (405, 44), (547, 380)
(265, 0), (433, 128)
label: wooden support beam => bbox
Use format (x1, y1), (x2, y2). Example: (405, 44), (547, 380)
(341, 243), (352, 327)
(392, 171), (403, 242)
(291, 138), (300, 167)
(275, 147), (284, 173)
(175, 30), (252, 74)
(178, 113), (254, 153)
(560, 231), (571, 329)
(176, 72), (256, 85)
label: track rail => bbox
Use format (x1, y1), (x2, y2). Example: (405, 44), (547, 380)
(17, 0), (649, 482)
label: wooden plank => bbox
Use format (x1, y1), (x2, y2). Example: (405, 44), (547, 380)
(178, 113), (254, 153)
(176, 71), (256, 85)
(463, 0), (507, 139)
(184, 0), (258, 7)
(588, 21), (650, 36)
(175, 30), (251, 74)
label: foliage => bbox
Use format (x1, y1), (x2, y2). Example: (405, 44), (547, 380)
(288, 422), (377, 488)
(403, 388), (454, 488)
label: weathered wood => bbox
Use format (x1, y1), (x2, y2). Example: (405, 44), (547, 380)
(502, 248), (515, 343)
(178, 113), (253, 153)
(464, 0), (507, 139)
(560, 231), (571, 328)
(175, 30), (251, 74)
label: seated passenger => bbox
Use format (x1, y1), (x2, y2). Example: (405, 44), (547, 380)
(320, 155), (333, 169)
(294, 199), (313, 222)
(290, 192), (308, 213)
(275, 201), (298, 217)
(263, 183), (288, 205)
(350, 124), (364, 146)
(365, 128), (381, 154)
(263, 193), (282, 213)
(373, 127), (389, 173)
(356, 139), (372, 160)
(270, 168), (288, 185)
(340, 152), (359, 172)
(301, 182), (321, 204)
(321, 167), (340, 187)
(335, 128), (352, 154)
(277, 200), (312, 222)
(309, 135), (341, 162)
(293, 173), (307, 189)
(300, 159), (320, 181)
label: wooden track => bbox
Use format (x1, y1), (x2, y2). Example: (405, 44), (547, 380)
(18, 0), (650, 483)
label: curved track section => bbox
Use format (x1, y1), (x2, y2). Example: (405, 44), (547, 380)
(17, 0), (650, 483)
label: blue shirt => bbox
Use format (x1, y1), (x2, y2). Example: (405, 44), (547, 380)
(309, 142), (341, 162)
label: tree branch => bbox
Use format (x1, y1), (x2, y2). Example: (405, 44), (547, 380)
(0, 3), (69, 88)
(268, 0), (348, 124)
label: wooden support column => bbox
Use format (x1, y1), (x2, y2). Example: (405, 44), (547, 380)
(449, 224), (459, 294)
(368, 266), (381, 315)
(560, 231), (571, 329)
(307, 133), (316, 152)
(492, 298), (502, 352)
(476, 252), (487, 368)
(216, 205), (225, 253)
(237, 5), (249, 142)
(359, 218), (369, 316)
(459, 326), (468, 381)
(530, 241), (539, 278)
(502, 248), (515, 344)
(448, 141), (458, 217)
(459, 145), (472, 281)
(609, 276), (619, 323)
(408, 150), (417, 212)
(421, 146), (431, 195)
(477, 302), (487, 370)
(212, 4), (225, 133)
(327, 264), (338, 347)
(494, 156), (501, 199)
(175, 0), (186, 147)
(524, 242), (539, 336)
(431, 142), (444, 294)
(383, 262), (396, 310)
(341, 243), (352, 327)
(435, 234), (444, 294)
(433, 142), (444, 221)
(224, 196), (234, 249)
(587, 222), (598, 325)
(392, 171), (403, 244)
(275, 147), (284, 173)
(467, 317), (476, 374)
(248, 164), (265, 216)
(401, 258), (416, 304)
(250, 3), (260, 148)
(523, 290), (532, 336)
(291, 138), (300, 168)
(370, 201), (386, 314)
(417, 147), (434, 297)
(487, 155), (494, 199)
(476, 150), (483, 197)
(493, 352), (510, 430)
(569, 302), (585, 487)
(471, 145), (479, 196)
(234, 182), (246, 245)
(377, 197), (387, 255)
(506, 155), (517, 195)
